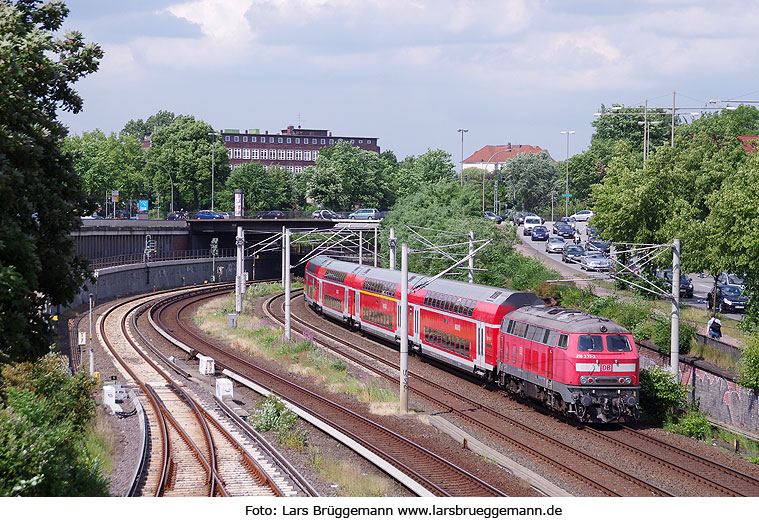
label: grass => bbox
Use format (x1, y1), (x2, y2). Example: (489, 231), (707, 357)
(307, 445), (394, 497)
(86, 408), (117, 484)
(193, 294), (399, 410)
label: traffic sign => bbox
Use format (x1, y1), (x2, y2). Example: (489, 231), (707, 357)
(561, 193), (572, 197)
(138, 200), (148, 212)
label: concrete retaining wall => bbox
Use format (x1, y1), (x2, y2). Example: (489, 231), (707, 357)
(65, 257), (253, 310)
(640, 348), (759, 435)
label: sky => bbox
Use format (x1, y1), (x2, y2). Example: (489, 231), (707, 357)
(58, 0), (759, 165)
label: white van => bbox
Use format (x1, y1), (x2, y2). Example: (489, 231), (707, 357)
(523, 215), (542, 236)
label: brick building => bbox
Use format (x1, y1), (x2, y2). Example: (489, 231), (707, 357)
(221, 125), (380, 173)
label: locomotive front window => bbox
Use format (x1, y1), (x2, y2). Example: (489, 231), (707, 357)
(606, 334), (632, 352)
(577, 335), (604, 352)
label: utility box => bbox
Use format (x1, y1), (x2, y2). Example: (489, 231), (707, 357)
(198, 355), (215, 376)
(216, 378), (233, 400)
(103, 384), (128, 414)
(228, 313), (237, 328)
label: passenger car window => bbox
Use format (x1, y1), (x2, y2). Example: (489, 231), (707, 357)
(578, 335), (604, 352)
(558, 333), (568, 349)
(606, 334), (632, 352)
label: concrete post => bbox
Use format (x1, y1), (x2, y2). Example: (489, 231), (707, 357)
(671, 238), (681, 379)
(389, 227), (396, 270)
(400, 243), (409, 413)
(284, 228), (291, 340)
(235, 226), (244, 314)
(468, 231), (474, 283)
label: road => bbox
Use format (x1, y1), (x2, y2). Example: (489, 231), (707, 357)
(512, 218), (741, 321)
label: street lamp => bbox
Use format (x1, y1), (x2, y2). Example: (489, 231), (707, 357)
(560, 131), (575, 217)
(208, 131), (219, 211)
(637, 120), (661, 168)
(457, 128), (468, 186)
(146, 161), (174, 215)
(482, 146), (514, 213)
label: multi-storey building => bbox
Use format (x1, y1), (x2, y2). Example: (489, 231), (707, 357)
(221, 125), (380, 173)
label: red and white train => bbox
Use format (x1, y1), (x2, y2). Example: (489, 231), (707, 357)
(304, 255), (640, 423)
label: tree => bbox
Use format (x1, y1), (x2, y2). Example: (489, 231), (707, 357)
(496, 152), (559, 212)
(0, 0), (102, 363)
(63, 129), (146, 210)
(306, 141), (388, 210)
(591, 103), (673, 153)
(389, 149), (456, 200)
(144, 115), (230, 212)
(219, 163), (294, 214)
(121, 110), (176, 140)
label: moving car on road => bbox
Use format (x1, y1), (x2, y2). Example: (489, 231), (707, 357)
(571, 210), (595, 222)
(561, 244), (585, 264)
(257, 210), (284, 219)
(545, 236), (566, 253)
(553, 221), (575, 238)
(580, 253), (611, 272)
(484, 211), (502, 223)
(531, 225), (549, 241)
(708, 284), (748, 313)
(348, 208), (380, 220)
(523, 215), (542, 236)
(196, 210), (223, 219)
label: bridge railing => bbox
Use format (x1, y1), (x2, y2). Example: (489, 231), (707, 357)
(89, 248), (236, 270)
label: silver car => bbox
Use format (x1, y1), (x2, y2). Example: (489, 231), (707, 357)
(581, 253), (611, 272)
(545, 236), (566, 253)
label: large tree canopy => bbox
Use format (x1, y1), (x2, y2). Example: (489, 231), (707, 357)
(496, 152), (559, 213)
(219, 163), (298, 214)
(144, 115), (230, 212)
(121, 110), (176, 140)
(0, 0), (102, 363)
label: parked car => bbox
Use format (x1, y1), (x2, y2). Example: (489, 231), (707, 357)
(707, 284), (748, 313)
(545, 236), (566, 253)
(531, 225), (549, 241)
(656, 269), (694, 298)
(80, 214), (104, 220)
(586, 237), (611, 254)
(167, 210), (189, 220)
(217, 211), (231, 219)
(718, 272), (745, 288)
(512, 211), (527, 225)
(348, 208), (380, 220)
(553, 221), (575, 238)
(523, 215), (542, 235)
(571, 210), (595, 222)
(561, 244), (585, 264)
(196, 210), (223, 219)
(580, 253), (611, 272)
(257, 210), (284, 219)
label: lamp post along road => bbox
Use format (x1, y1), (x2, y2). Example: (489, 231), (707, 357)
(146, 161), (174, 215)
(457, 128), (468, 186)
(560, 131), (575, 217)
(208, 132), (219, 211)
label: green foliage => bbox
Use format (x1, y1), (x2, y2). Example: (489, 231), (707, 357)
(250, 395), (307, 448)
(651, 317), (696, 355)
(639, 366), (688, 424)
(380, 181), (561, 291)
(736, 334), (759, 390)
(218, 163), (298, 213)
(0, 355), (108, 496)
(63, 129), (146, 207)
(145, 115), (230, 211)
(305, 141), (389, 210)
(389, 149), (456, 201)
(121, 110), (176, 139)
(664, 409), (711, 440)
(0, 0), (102, 363)
(496, 152), (560, 212)
(591, 103), (672, 152)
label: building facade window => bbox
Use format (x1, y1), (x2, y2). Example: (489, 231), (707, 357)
(313, 150), (319, 160)
(278, 137), (283, 143)
(286, 150), (294, 160)
(234, 136), (240, 142)
(367, 139), (372, 144)
(233, 148), (241, 159)
(270, 149), (277, 159)
(278, 150), (286, 160)
(242, 148), (250, 159)
(260, 149), (267, 160)
(287, 137), (292, 144)
(304, 138), (309, 144)
(252, 149), (259, 159)
(304, 150), (312, 161)
(227, 148), (233, 157)
(251, 137), (257, 142)
(295, 150), (303, 161)
(321, 138), (326, 144)
(329, 139), (334, 145)
(243, 136), (248, 142)
(295, 138), (300, 144)
(269, 137), (274, 143)
(224, 135), (230, 141)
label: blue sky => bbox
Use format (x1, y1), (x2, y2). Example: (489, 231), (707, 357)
(59, 0), (759, 164)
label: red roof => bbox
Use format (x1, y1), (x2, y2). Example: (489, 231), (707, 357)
(738, 136), (757, 153)
(463, 143), (552, 164)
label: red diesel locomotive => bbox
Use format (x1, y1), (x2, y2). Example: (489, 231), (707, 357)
(304, 255), (640, 423)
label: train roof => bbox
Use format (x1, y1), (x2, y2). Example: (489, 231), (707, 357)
(506, 305), (631, 334)
(309, 256), (542, 308)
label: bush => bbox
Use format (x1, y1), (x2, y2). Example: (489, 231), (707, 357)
(665, 410), (711, 440)
(651, 318), (696, 355)
(639, 366), (688, 424)
(737, 334), (759, 390)
(250, 395), (308, 448)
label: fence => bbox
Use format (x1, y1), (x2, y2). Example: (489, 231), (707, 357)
(89, 248), (237, 270)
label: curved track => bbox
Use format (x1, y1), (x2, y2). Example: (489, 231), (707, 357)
(97, 288), (285, 497)
(155, 288), (506, 497)
(271, 290), (759, 497)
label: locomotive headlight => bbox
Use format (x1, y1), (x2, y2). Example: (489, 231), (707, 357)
(580, 376), (588, 384)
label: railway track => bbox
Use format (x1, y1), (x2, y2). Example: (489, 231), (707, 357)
(154, 288), (506, 497)
(269, 290), (759, 497)
(264, 291), (668, 497)
(97, 287), (289, 497)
